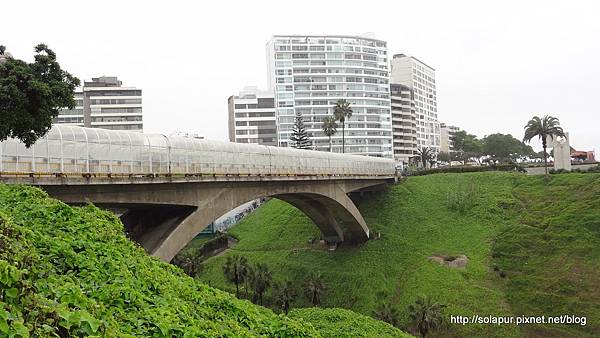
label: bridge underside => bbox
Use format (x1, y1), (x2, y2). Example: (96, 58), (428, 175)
(40, 179), (391, 261)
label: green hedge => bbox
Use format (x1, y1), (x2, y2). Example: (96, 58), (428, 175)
(408, 164), (526, 176)
(550, 164), (600, 174)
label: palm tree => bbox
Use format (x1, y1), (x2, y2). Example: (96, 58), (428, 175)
(274, 279), (296, 314)
(333, 99), (353, 153)
(373, 301), (400, 327)
(249, 263), (272, 305)
(415, 147), (435, 169)
(321, 116), (338, 152)
(222, 255), (249, 297)
(305, 272), (326, 306)
(523, 115), (565, 176)
(408, 296), (446, 338)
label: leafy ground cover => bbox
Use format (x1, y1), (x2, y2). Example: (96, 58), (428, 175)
(288, 308), (412, 338)
(0, 184), (411, 337)
(197, 172), (600, 337)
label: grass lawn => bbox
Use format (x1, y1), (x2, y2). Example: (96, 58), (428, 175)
(197, 172), (600, 337)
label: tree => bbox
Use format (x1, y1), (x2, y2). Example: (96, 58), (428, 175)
(305, 271), (326, 306)
(274, 279), (296, 314)
(249, 263), (272, 305)
(450, 130), (482, 164)
(408, 296), (446, 338)
(437, 152), (451, 165)
(373, 301), (400, 327)
(482, 133), (535, 163)
(333, 99), (353, 153)
(321, 116), (338, 152)
(290, 112), (311, 149)
(0, 44), (80, 147)
(415, 147), (435, 168)
(222, 255), (249, 297)
(523, 115), (565, 176)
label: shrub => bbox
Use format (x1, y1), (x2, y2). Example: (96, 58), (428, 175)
(446, 182), (478, 213)
(409, 164), (525, 176)
(586, 165), (600, 173)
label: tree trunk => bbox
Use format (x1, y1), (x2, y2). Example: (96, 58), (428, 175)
(328, 135), (332, 152)
(235, 282), (239, 297)
(543, 145), (548, 176)
(342, 122), (345, 154)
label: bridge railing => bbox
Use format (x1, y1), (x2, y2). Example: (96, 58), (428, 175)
(0, 125), (396, 178)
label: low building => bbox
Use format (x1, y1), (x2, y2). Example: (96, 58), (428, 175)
(440, 123), (460, 153)
(228, 87), (277, 146)
(55, 76), (143, 132)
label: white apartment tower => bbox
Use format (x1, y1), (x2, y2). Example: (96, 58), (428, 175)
(390, 54), (440, 152)
(227, 87), (277, 146)
(266, 35), (393, 157)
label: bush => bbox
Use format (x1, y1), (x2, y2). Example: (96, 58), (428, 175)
(586, 165), (600, 173)
(446, 182), (478, 213)
(409, 164), (525, 176)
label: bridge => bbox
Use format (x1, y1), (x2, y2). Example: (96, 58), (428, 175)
(0, 125), (397, 261)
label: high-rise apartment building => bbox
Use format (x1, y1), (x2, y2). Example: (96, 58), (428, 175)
(390, 84), (418, 164)
(391, 54), (440, 152)
(55, 76), (143, 132)
(266, 35), (393, 157)
(227, 87), (277, 146)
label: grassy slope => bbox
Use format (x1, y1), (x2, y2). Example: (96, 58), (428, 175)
(198, 172), (600, 337)
(288, 308), (412, 338)
(0, 184), (412, 337)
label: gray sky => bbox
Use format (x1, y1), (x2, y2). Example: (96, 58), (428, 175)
(4, 0), (599, 151)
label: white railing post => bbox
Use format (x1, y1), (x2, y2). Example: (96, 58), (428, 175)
(57, 127), (64, 173)
(32, 143), (36, 173)
(84, 129), (90, 173)
(46, 134), (50, 173)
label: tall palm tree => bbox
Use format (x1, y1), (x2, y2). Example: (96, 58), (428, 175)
(523, 115), (565, 176)
(222, 255), (249, 297)
(249, 263), (272, 305)
(333, 99), (353, 153)
(274, 279), (296, 314)
(321, 116), (338, 152)
(415, 147), (435, 169)
(305, 272), (326, 306)
(373, 301), (400, 327)
(408, 296), (446, 338)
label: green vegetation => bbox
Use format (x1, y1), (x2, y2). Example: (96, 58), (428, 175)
(289, 308), (412, 338)
(407, 296), (446, 338)
(409, 163), (525, 176)
(198, 172), (600, 337)
(0, 44), (79, 146)
(523, 115), (566, 176)
(0, 184), (413, 337)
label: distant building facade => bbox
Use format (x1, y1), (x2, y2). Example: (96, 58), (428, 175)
(227, 87), (277, 146)
(55, 76), (143, 132)
(390, 84), (417, 164)
(391, 54), (440, 152)
(440, 123), (460, 153)
(266, 34), (393, 157)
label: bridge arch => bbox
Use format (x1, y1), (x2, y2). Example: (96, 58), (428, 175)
(40, 179), (388, 262)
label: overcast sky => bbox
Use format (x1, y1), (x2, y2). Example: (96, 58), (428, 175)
(4, 0), (599, 151)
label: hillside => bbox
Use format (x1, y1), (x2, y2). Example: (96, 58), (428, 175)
(0, 184), (411, 337)
(198, 172), (600, 337)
